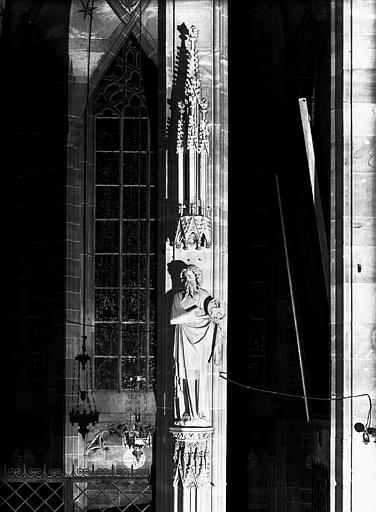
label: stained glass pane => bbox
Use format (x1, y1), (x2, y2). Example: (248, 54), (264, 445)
(149, 323), (156, 354)
(150, 186), (156, 216)
(139, 325), (147, 356)
(95, 323), (119, 356)
(96, 118), (120, 150)
(139, 255), (147, 286)
(123, 187), (146, 219)
(121, 323), (145, 356)
(150, 256), (157, 287)
(139, 356), (147, 383)
(96, 186), (119, 218)
(121, 357), (137, 389)
(95, 289), (119, 321)
(97, 106), (118, 117)
(122, 254), (138, 287)
(121, 357), (146, 390)
(149, 288), (156, 322)
(95, 358), (117, 389)
(140, 220), (148, 252)
(149, 220), (156, 250)
(96, 221), (119, 253)
(123, 221), (143, 252)
(124, 220), (156, 253)
(125, 46), (136, 65)
(95, 255), (119, 287)
(123, 103), (148, 117)
(149, 357), (156, 388)
(122, 118), (138, 150)
(96, 153), (119, 184)
(121, 324), (154, 357)
(150, 151), (156, 185)
(123, 118), (148, 150)
(122, 187), (138, 219)
(122, 254), (137, 287)
(123, 255), (146, 287)
(126, 70), (141, 92)
(123, 153), (147, 184)
(122, 289), (146, 321)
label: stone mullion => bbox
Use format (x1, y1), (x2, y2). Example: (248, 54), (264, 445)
(119, 115), (124, 392)
(145, 119), (151, 389)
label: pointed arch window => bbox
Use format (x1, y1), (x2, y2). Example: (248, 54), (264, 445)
(93, 36), (157, 391)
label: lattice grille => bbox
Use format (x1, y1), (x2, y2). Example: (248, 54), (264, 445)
(0, 467), (153, 512)
(72, 480), (152, 511)
(0, 481), (64, 512)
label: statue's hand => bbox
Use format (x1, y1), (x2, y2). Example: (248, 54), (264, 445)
(194, 307), (206, 317)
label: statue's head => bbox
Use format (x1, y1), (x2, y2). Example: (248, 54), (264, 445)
(180, 264), (202, 297)
(180, 264), (202, 285)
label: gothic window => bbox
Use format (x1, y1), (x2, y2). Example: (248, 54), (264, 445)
(93, 36), (157, 391)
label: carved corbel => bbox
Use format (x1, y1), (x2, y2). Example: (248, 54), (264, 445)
(170, 427), (213, 489)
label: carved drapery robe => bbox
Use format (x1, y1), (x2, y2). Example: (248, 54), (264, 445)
(170, 288), (214, 425)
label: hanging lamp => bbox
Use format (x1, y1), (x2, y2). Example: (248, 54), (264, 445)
(69, 0), (100, 440)
(70, 335), (99, 438)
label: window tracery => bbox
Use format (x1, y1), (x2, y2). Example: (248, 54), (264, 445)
(93, 36), (156, 391)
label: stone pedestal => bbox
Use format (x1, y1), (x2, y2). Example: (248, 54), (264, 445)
(169, 426), (214, 512)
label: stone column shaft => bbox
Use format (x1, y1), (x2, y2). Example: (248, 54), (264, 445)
(331, 1), (376, 511)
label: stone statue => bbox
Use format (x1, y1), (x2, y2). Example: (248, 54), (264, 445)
(170, 264), (225, 426)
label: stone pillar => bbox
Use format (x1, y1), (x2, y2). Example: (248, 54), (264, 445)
(331, 1), (376, 511)
(157, 2), (228, 512)
(170, 427), (214, 512)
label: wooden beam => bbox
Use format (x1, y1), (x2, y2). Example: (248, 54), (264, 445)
(298, 98), (329, 300)
(276, 174), (310, 423)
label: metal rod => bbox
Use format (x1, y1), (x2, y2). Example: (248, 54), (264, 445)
(275, 174), (310, 422)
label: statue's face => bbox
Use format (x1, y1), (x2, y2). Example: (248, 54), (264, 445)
(184, 269), (195, 283)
